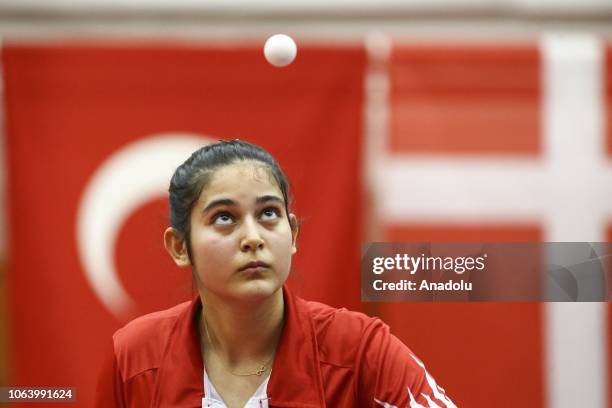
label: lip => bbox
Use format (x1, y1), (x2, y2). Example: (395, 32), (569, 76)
(238, 261), (270, 272)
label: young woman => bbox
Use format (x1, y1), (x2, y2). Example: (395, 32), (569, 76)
(96, 140), (456, 408)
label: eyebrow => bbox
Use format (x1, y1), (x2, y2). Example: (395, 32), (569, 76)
(202, 195), (285, 214)
(256, 195), (285, 206)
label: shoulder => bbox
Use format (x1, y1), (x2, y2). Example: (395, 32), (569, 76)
(305, 299), (385, 336)
(300, 299), (389, 365)
(112, 300), (192, 379)
(299, 300), (455, 406)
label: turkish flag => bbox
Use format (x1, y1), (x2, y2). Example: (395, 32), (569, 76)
(2, 42), (365, 406)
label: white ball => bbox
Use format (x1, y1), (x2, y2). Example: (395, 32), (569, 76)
(264, 34), (297, 67)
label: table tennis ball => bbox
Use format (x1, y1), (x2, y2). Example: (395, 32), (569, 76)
(264, 34), (297, 67)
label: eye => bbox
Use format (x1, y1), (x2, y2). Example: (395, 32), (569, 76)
(212, 212), (234, 225)
(260, 207), (280, 221)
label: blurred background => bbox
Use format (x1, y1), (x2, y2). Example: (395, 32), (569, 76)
(0, 0), (611, 407)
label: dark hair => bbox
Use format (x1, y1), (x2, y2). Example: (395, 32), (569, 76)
(168, 139), (292, 261)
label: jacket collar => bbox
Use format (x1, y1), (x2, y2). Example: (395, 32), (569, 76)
(152, 285), (326, 407)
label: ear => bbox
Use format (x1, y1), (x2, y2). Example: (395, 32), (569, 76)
(164, 227), (191, 267)
(289, 214), (299, 254)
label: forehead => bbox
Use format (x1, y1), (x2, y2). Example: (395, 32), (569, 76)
(199, 161), (282, 203)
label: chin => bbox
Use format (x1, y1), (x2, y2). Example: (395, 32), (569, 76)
(231, 279), (282, 302)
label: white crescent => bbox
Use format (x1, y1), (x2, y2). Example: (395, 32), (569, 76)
(76, 133), (213, 319)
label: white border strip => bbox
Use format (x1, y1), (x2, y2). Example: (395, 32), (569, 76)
(0, 0), (611, 17)
(542, 33), (607, 408)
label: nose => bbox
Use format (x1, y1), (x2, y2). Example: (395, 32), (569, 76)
(240, 217), (264, 252)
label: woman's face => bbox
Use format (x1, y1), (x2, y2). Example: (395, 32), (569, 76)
(188, 161), (296, 302)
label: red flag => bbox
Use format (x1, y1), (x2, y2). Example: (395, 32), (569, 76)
(381, 43), (544, 407)
(3, 42), (365, 406)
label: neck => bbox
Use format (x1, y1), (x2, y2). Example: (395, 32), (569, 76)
(198, 288), (285, 367)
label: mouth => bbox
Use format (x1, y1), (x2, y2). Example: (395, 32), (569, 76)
(238, 261), (271, 273)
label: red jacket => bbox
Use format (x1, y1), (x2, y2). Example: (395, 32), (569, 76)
(96, 285), (455, 407)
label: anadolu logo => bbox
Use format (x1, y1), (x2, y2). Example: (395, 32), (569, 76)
(76, 133), (213, 319)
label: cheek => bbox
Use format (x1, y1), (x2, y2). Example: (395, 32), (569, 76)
(190, 232), (235, 274)
(268, 228), (295, 265)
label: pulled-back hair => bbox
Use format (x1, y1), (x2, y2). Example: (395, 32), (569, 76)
(168, 139), (292, 260)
